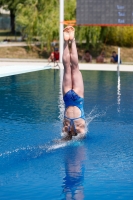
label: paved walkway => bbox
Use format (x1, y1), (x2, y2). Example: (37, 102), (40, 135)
(0, 59), (133, 78)
(0, 41), (40, 47)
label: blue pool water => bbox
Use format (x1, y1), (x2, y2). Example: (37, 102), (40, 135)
(0, 69), (133, 200)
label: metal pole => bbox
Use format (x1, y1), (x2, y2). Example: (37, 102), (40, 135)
(59, 0), (64, 63)
(117, 47), (120, 71)
(117, 47), (121, 113)
(59, 68), (64, 121)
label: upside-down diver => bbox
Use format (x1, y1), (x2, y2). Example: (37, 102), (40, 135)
(61, 26), (86, 140)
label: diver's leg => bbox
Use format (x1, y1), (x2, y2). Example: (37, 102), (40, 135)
(70, 36), (84, 97)
(62, 28), (72, 95)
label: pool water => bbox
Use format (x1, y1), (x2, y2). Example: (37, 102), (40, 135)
(0, 69), (133, 200)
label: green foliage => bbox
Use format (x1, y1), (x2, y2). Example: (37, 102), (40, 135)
(16, 0), (38, 45)
(64, 0), (76, 20)
(76, 26), (101, 47)
(16, 0), (59, 50)
(0, 0), (25, 11)
(100, 26), (133, 47)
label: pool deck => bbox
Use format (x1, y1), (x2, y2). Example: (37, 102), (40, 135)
(0, 58), (133, 78)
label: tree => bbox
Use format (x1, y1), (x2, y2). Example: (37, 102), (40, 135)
(16, 0), (59, 50)
(0, 0), (25, 33)
(76, 26), (101, 48)
(100, 26), (133, 47)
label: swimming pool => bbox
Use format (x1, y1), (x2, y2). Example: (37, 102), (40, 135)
(0, 69), (133, 200)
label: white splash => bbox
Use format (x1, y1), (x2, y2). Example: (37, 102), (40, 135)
(47, 141), (68, 151)
(85, 106), (106, 132)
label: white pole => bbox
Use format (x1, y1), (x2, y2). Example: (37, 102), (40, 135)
(59, 0), (64, 63)
(117, 47), (120, 71)
(117, 70), (121, 113)
(59, 68), (64, 121)
(117, 47), (121, 113)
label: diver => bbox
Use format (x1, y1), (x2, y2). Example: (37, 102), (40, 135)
(62, 26), (86, 140)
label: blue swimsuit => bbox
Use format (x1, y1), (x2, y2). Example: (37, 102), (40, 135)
(63, 90), (85, 132)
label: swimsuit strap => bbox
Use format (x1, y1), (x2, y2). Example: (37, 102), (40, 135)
(64, 116), (81, 133)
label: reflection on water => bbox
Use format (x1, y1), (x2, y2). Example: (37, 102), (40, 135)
(62, 143), (86, 200)
(117, 70), (121, 113)
(58, 68), (64, 121)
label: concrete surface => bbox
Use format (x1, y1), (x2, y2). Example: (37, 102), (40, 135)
(0, 59), (133, 78)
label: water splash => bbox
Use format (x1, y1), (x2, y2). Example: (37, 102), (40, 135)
(117, 71), (121, 113)
(85, 106), (106, 133)
(0, 107), (105, 160)
(0, 136), (85, 161)
(0, 139), (72, 160)
(0, 144), (47, 159)
(47, 140), (70, 151)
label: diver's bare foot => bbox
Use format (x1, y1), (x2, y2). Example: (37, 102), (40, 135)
(63, 27), (70, 41)
(69, 26), (75, 40)
(63, 26), (75, 41)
